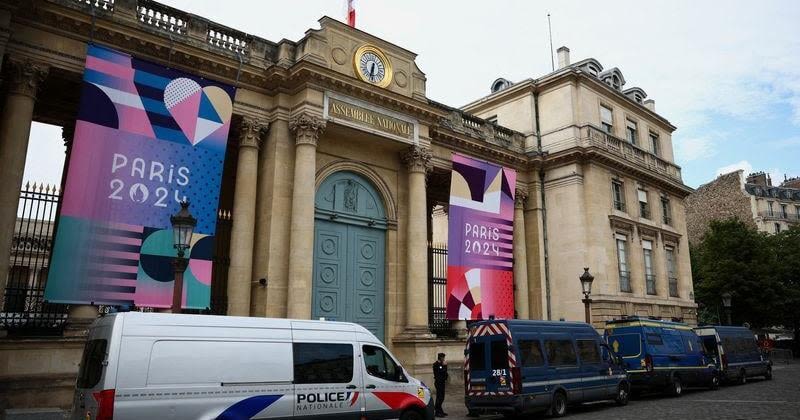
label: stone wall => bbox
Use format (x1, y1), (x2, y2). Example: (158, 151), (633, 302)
(685, 170), (756, 245)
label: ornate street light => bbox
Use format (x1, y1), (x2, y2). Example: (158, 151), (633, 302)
(580, 267), (594, 324)
(721, 291), (733, 326)
(170, 201), (196, 313)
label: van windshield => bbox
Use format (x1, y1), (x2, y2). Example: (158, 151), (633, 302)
(76, 339), (107, 389)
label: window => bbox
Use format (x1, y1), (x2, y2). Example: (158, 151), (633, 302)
(781, 204), (787, 219)
(646, 333), (664, 346)
(638, 189), (650, 219)
(661, 196), (672, 225)
(643, 240), (656, 295)
(294, 343), (354, 384)
(576, 340), (601, 364)
(616, 235), (631, 292)
(649, 132), (660, 156)
(626, 119), (638, 145)
(76, 339), (108, 388)
(612, 180), (626, 211)
(608, 334), (641, 357)
(796, 206), (800, 219)
(490, 340), (510, 370)
(518, 340), (545, 367)
(775, 223), (781, 233)
(469, 342), (486, 370)
(363, 345), (405, 382)
(666, 247), (678, 297)
(544, 340), (577, 366)
(768, 201), (774, 216)
(600, 105), (613, 133)
(612, 75), (621, 90)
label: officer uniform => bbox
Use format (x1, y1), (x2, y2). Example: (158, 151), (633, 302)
(433, 354), (449, 417)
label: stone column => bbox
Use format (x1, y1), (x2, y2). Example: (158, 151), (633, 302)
(0, 58), (48, 311)
(226, 117), (268, 316)
(286, 114), (325, 319)
(513, 188), (529, 319)
(400, 146), (432, 336)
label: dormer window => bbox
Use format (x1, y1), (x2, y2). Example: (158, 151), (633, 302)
(587, 64), (599, 76)
(612, 75), (621, 90)
(490, 78), (512, 93)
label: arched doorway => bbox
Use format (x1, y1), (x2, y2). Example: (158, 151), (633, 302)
(313, 171), (387, 340)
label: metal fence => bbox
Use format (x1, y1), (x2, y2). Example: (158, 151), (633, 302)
(428, 242), (457, 338)
(1, 183), (69, 335)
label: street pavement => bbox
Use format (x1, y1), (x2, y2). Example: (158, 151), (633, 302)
(440, 362), (800, 420)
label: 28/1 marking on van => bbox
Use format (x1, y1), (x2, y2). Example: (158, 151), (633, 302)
(491, 369), (508, 377)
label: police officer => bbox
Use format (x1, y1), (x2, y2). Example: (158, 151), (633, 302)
(433, 352), (449, 417)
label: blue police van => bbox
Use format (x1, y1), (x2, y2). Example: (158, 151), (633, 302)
(604, 317), (718, 396)
(694, 326), (772, 384)
(464, 320), (629, 418)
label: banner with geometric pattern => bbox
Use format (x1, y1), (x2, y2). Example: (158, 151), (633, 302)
(446, 154), (516, 320)
(45, 45), (234, 308)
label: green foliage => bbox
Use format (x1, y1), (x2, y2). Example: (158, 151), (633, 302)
(690, 219), (800, 329)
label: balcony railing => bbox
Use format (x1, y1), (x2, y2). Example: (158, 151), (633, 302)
(669, 277), (679, 297)
(614, 200), (626, 212)
(646, 274), (657, 295)
(663, 216), (672, 226)
(585, 126), (682, 182)
(639, 204), (651, 220)
(619, 271), (631, 293)
(758, 211), (800, 222)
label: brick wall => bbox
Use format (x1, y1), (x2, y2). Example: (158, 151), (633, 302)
(685, 170), (757, 246)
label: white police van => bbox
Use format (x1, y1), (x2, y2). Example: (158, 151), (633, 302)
(70, 312), (433, 419)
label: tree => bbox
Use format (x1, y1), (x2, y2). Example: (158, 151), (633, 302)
(772, 225), (800, 356)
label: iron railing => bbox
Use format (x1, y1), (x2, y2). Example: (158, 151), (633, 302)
(428, 242), (457, 338)
(646, 274), (657, 295)
(1, 183), (69, 335)
(619, 270), (631, 293)
(669, 277), (679, 297)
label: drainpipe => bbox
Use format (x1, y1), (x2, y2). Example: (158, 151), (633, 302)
(534, 87), (552, 320)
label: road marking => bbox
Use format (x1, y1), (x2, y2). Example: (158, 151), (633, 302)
(689, 399), (800, 404)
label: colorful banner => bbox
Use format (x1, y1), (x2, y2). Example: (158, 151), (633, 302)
(44, 45), (234, 308)
(446, 154), (516, 320)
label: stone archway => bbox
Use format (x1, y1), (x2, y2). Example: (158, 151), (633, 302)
(312, 171), (388, 340)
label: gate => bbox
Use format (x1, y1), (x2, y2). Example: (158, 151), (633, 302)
(428, 242), (456, 337)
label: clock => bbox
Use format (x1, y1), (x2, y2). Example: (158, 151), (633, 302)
(353, 45), (393, 88)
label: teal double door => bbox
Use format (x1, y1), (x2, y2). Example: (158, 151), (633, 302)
(312, 171), (387, 341)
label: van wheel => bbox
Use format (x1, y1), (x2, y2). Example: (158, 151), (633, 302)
(710, 374), (720, 390)
(615, 383), (630, 406)
(765, 366), (773, 380)
(738, 369), (747, 385)
(549, 391), (567, 417)
(400, 409), (424, 420)
(668, 376), (682, 397)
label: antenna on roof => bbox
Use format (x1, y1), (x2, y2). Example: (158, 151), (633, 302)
(547, 13), (555, 72)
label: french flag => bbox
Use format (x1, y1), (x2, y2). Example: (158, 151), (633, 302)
(347, 0), (356, 27)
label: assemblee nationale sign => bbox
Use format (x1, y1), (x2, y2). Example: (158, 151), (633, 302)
(328, 97), (414, 140)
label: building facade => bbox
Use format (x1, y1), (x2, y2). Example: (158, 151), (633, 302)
(686, 170), (800, 244)
(0, 0), (695, 409)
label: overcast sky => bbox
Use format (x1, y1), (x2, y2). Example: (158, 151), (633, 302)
(25, 0), (800, 188)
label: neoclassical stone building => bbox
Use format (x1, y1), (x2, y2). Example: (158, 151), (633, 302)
(0, 0), (695, 409)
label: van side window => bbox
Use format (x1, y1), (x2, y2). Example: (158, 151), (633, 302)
(470, 342), (486, 370)
(576, 340), (601, 364)
(293, 343), (354, 384)
(661, 329), (685, 354)
(544, 340), (577, 366)
(77, 339), (107, 388)
(646, 333), (663, 345)
(363, 345), (407, 383)
(518, 340), (544, 367)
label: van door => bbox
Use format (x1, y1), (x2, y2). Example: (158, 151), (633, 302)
(543, 336), (581, 402)
(71, 322), (116, 420)
(361, 344), (423, 418)
(576, 338), (606, 401)
(516, 337), (548, 401)
(292, 342), (362, 419)
(485, 337), (514, 394)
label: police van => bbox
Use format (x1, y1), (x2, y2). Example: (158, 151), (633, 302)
(70, 312), (433, 420)
(464, 320), (629, 418)
(605, 317), (718, 396)
(694, 326), (772, 384)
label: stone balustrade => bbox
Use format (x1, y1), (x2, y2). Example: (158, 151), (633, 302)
(430, 100), (526, 152)
(585, 125), (682, 182)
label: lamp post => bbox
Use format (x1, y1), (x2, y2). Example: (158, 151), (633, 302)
(170, 201), (196, 313)
(579, 267), (594, 324)
(721, 291), (732, 326)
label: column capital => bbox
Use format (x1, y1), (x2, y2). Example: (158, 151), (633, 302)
(514, 188), (529, 209)
(239, 117), (269, 150)
(4, 57), (49, 99)
(289, 113), (326, 147)
(400, 145), (432, 174)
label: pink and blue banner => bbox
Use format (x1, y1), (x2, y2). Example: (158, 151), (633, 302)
(44, 45), (234, 308)
(446, 154), (516, 320)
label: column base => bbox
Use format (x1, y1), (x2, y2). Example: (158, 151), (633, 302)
(63, 318), (95, 338)
(395, 326), (435, 340)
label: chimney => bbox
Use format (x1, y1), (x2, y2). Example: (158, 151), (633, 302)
(557, 46), (570, 69)
(746, 172), (769, 187)
(644, 99), (655, 111)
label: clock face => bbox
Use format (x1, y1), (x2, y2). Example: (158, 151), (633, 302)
(354, 45), (392, 87)
(359, 52), (386, 84)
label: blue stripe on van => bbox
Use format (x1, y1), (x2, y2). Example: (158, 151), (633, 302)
(216, 395), (282, 420)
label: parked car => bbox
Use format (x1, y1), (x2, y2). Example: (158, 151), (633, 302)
(694, 325), (772, 384)
(604, 316), (719, 397)
(464, 319), (629, 418)
(70, 312), (433, 420)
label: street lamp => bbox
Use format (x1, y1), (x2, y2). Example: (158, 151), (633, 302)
(579, 267), (594, 324)
(721, 291), (732, 326)
(170, 201), (196, 313)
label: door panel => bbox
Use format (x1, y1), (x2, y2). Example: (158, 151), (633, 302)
(312, 222), (347, 323)
(350, 226), (385, 341)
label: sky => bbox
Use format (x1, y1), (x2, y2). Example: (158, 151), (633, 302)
(25, 0), (800, 189)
